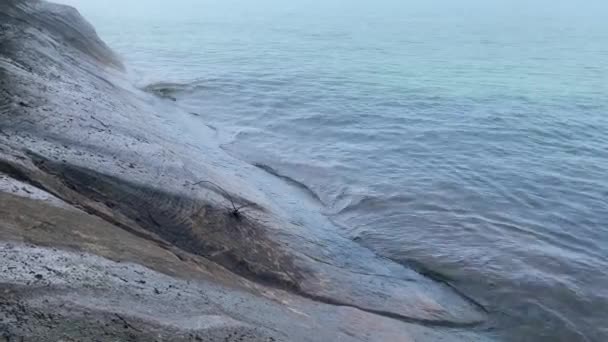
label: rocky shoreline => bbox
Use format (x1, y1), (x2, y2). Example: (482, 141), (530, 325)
(0, 1), (494, 340)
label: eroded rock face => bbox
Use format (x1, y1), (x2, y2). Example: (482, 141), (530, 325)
(0, 1), (493, 341)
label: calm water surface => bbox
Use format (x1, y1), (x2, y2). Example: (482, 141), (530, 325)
(59, 0), (608, 340)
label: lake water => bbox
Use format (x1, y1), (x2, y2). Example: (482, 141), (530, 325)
(56, 0), (608, 340)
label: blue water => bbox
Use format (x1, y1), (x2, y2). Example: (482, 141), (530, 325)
(59, 0), (608, 340)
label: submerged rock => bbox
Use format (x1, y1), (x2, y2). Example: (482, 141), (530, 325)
(0, 0), (494, 341)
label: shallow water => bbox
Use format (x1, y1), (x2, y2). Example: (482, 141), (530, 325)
(57, 0), (608, 340)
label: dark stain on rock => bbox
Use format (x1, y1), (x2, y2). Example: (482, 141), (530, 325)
(24, 153), (306, 292)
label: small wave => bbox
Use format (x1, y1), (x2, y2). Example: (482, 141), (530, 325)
(332, 193), (416, 216)
(141, 79), (211, 100)
(141, 82), (186, 101)
(253, 163), (324, 204)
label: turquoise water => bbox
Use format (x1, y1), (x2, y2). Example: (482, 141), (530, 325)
(60, 0), (607, 340)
